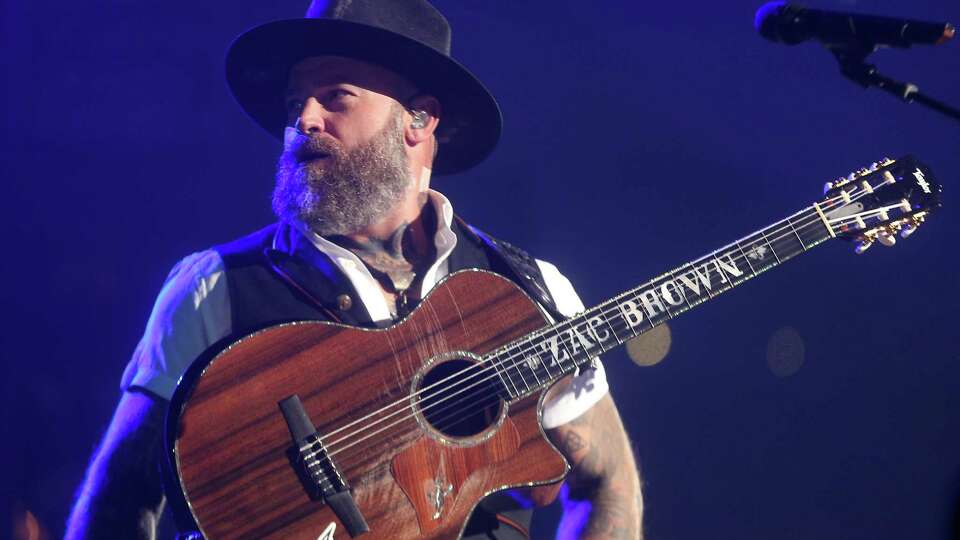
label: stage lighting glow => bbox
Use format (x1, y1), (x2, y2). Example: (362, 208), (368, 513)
(626, 323), (671, 367)
(766, 326), (805, 377)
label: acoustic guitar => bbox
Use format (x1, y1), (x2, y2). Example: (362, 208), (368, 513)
(165, 156), (941, 539)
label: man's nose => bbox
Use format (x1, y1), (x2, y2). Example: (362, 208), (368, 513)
(296, 97), (325, 135)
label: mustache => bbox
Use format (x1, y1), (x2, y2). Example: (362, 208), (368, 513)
(285, 134), (341, 164)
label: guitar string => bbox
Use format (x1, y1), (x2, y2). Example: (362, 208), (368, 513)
(321, 210), (834, 458)
(309, 172), (903, 456)
(423, 193), (917, 436)
(415, 175), (888, 432)
(309, 187), (880, 462)
(309, 189), (878, 464)
(301, 187), (872, 462)
(829, 202), (910, 227)
(329, 206), (840, 458)
(314, 202), (900, 466)
(308, 201), (829, 447)
(309, 183), (895, 463)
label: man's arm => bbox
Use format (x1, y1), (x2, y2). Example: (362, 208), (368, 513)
(547, 393), (643, 540)
(66, 390), (167, 540)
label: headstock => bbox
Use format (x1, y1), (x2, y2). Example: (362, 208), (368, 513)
(817, 155), (942, 253)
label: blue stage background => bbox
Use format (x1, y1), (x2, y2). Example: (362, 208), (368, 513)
(3, 1), (958, 538)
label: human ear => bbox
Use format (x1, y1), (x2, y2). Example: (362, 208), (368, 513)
(404, 95), (441, 144)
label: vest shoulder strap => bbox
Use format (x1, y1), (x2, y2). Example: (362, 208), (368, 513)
(453, 216), (565, 323)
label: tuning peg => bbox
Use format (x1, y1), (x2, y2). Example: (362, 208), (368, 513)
(900, 223), (917, 239)
(855, 239), (874, 254)
(877, 230), (897, 247)
(823, 181), (834, 194)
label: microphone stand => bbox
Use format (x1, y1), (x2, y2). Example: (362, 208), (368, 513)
(830, 45), (960, 124)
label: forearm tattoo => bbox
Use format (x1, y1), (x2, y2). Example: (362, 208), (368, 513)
(551, 396), (643, 539)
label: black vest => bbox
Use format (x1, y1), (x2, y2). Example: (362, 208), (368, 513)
(212, 219), (561, 539)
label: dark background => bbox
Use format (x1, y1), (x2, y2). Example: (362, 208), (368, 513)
(4, 1), (959, 538)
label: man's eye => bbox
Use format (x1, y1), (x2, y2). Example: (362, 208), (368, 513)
(327, 89), (351, 101)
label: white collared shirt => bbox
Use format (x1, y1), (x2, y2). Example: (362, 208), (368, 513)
(121, 191), (607, 429)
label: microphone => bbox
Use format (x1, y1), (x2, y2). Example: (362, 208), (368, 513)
(755, 1), (955, 49)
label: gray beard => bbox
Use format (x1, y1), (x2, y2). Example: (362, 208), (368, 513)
(272, 111), (411, 236)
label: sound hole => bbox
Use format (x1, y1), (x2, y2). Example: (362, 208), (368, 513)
(419, 358), (503, 438)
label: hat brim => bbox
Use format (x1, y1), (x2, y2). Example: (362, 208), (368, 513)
(226, 18), (502, 175)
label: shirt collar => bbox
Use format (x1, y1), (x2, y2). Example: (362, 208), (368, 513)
(290, 190), (459, 322)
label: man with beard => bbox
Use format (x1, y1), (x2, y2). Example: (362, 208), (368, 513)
(67, 2), (642, 539)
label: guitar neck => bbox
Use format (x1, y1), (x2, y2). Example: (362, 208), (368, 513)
(488, 203), (835, 400)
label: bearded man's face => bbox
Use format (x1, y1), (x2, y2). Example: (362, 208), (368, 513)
(272, 103), (411, 236)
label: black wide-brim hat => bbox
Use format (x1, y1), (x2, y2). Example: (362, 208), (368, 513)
(226, 0), (502, 175)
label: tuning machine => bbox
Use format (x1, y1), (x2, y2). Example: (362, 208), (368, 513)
(877, 229), (897, 247)
(854, 228), (877, 254)
(826, 174), (853, 193)
(900, 223), (917, 239)
(828, 158), (895, 194)
(899, 212), (927, 239)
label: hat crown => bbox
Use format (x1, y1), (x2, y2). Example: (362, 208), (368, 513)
(226, 0), (501, 174)
(306, 0), (451, 55)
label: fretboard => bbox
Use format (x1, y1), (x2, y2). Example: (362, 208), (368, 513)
(487, 203), (834, 400)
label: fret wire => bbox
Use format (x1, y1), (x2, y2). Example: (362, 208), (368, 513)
(641, 282), (673, 322)
(666, 267), (694, 313)
(757, 228), (783, 264)
(489, 356), (515, 399)
(512, 341), (544, 394)
(786, 215), (809, 251)
(577, 321), (605, 363)
(675, 261), (715, 308)
(312, 203), (851, 456)
(687, 260), (716, 301)
(596, 306), (627, 348)
(557, 322), (580, 368)
(598, 298), (634, 343)
(581, 311), (611, 354)
(494, 352), (520, 399)
(533, 319), (570, 381)
(796, 211), (832, 249)
(605, 308), (631, 345)
(616, 294), (650, 337)
(743, 233), (778, 272)
(495, 204), (836, 402)
(599, 301), (638, 346)
(547, 327), (571, 375)
(733, 239), (758, 275)
(722, 249), (747, 287)
(565, 313), (606, 368)
(698, 253), (734, 297)
(681, 263), (713, 309)
(519, 323), (571, 387)
(519, 343), (543, 387)
(706, 253), (732, 293)
(534, 338), (557, 379)
(510, 353), (530, 394)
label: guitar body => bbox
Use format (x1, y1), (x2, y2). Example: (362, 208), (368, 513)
(167, 270), (570, 539)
